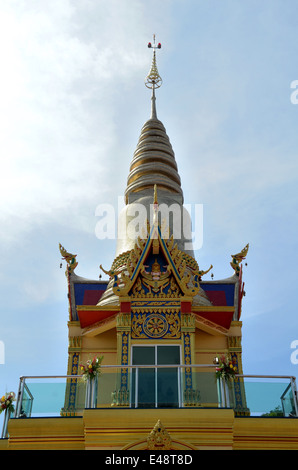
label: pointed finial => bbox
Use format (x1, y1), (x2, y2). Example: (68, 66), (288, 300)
(152, 184), (159, 231)
(153, 184), (158, 205)
(145, 35), (162, 119)
(145, 35), (162, 89)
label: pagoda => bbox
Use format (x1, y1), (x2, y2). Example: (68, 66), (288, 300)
(60, 36), (249, 434)
(3, 37), (298, 451)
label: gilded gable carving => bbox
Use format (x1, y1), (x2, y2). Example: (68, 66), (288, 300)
(131, 261), (181, 299)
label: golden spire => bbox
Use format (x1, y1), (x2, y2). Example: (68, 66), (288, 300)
(124, 35), (183, 204)
(145, 35), (162, 89)
(145, 35), (162, 119)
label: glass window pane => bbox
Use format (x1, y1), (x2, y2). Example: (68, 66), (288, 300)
(157, 369), (179, 407)
(157, 346), (180, 365)
(132, 346), (155, 365)
(137, 369), (156, 408)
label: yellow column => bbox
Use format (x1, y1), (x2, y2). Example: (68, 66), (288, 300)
(115, 309), (131, 406)
(63, 331), (82, 415)
(181, 311), (197, 406)
(228, 324), (249, 416)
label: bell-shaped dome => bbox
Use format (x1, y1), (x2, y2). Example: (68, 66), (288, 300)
(125, 116), (183, 204)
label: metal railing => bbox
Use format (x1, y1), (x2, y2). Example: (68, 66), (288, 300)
(1, 366), (297, 438)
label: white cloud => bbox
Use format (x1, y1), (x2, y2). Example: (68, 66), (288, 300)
(0, 0), (161, 246)
(0, 0), (175, 309)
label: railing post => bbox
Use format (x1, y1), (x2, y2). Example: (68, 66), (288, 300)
(222, 378), (230, 407)
(178, 366), (182, 408)
(85, 377), (91, 408)
(91, 376), (98, 408)
(135, 367), (139, 409)
(1, 409), (10, 439)
(290, 377), (298, 417)
(15, 377), (25, 418)
(217, 377), (222, 407)
(217, 377), (225, 407)
(217, 377), (234, 408)
(85, 376), (98, 409)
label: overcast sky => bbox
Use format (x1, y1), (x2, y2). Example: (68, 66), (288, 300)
(1, 0), (298, 421)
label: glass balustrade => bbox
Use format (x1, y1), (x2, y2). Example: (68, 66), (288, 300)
(1, 369), (297, 440)
(7, 368), (298, 421)
(235, 376), (298, 417)
(15, 376), (87, 418)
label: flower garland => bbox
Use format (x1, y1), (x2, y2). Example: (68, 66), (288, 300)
(214, 354), (237, 380)
(80, 356), (104, 380)
(0, 392), (16, 414)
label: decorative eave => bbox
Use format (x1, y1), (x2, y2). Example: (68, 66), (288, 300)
(194, 314), (229, 336)
(192, 306), (235, 333)
(77, 305), (119, 329)
(81, 313), (118, 337)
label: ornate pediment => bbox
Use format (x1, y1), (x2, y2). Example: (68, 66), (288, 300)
(131, 251), (181, 299)
(100, 186), (212, 300)
(100, 227), (212, 300)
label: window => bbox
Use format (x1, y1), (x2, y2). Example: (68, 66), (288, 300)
(131, 345), (181, 408)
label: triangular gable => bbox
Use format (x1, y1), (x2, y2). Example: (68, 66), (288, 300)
(110, 220), (202, 299)
(99, 186), (213, 303)
(130, 248), (182, 299)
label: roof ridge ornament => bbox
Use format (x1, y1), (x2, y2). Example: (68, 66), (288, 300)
(230, 243), (249, 275)
(59, 243), (78, 276)
(145, 35), (162, 119)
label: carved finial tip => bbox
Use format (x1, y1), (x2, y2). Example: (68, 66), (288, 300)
(153, 184), (158, 205)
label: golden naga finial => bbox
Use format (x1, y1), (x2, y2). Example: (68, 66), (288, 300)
(198, 264), (213, 280)
(230, 243), (249, 275)
(59, 243), (78, 275)
(99, 264), (120, 278)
